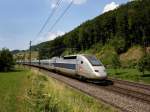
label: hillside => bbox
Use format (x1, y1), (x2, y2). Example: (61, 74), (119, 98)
(14, 0), (149, 66)
(31, 0), (149, 59)
(120, 46), (144, 67)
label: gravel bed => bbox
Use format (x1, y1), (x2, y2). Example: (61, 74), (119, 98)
(31, 66), (150, 112)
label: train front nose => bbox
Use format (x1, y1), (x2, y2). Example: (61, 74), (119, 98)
(95, 71), (107, 79)
(94, 67), (107, 79)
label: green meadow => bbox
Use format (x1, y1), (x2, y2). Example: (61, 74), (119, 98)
(0, 67), (118, 112)
(0, 68), (30, 112)
(107, 68), (150, 84)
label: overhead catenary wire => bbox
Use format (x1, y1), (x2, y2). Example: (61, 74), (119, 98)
(48, 0), (73, 34)
(32, 0), (73, 47)
(32, 0), (63, 43)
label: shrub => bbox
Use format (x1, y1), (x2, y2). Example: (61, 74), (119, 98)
(109, 36), (126, 54)
(0, 48), (15, 72)
(138, 54), (150, 75)
(96, 45), (118, 67)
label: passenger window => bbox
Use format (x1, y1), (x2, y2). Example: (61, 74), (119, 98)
(81, 61), (83, 64)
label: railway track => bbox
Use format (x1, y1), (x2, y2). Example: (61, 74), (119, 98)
(95, 83), (150, 104)
(26, 65), (150, 112)
(86, 78), (150, 104)
(107, 78), (150, 103)
(109, 78), (150, 91)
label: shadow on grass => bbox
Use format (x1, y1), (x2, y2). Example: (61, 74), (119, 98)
(141, 74), (150, 77)
(0, 69), (24, 73)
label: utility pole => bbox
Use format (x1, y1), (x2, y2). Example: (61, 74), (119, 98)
(29, 41), (32, 65)
(38, 48), (40, 65)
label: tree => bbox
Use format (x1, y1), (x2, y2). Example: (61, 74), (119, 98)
(138, 54), (150, 75)
(0, 48), (15, 72)
(109, 36), (126, 53)
(112, 54), (121, 75)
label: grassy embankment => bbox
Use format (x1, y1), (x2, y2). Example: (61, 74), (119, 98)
(0, 66), (118, 112)
(107, 68), (150, 84)
(107, 46), (150, 84)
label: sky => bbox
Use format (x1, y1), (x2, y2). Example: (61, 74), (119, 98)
(0, 0), (131, 50)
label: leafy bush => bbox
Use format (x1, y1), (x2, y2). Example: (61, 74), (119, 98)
(96, 45), (118, 67)
(109, 36), (126, 54)
(0, 48), (15, 72)
(112, 54), (121, 69)
(138, 54), (150, 75)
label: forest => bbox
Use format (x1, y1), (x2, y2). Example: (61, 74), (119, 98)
(31, 0), (150, 62)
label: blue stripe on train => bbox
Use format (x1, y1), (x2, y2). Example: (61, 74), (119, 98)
(53, 63), (76, 70)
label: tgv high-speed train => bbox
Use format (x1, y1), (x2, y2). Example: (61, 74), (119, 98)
(22, 54), (107, 80)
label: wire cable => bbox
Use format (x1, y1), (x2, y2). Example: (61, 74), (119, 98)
(48, 0), (73, 33)
(32, 0), (63, 43)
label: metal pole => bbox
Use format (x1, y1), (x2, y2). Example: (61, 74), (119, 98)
(29, 41), (32, 65)
(38, 48), (40, 65)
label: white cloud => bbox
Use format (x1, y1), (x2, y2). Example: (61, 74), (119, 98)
(51, 3), (57, 8)
(47, 31), (65, 40)
(50, 0), (87, 8)
(37, 31), (65, 43)
(103, 2), (119, 13)
(50, 0), (58, 9)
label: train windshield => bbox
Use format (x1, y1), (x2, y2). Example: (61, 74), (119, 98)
(85, 55), (103, 66)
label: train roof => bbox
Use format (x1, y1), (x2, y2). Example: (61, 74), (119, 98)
(63, 54), (92, 58)
(40, 59), (51, 61)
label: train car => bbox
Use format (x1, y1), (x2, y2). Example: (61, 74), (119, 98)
(31, 60), (39, 66)
(23, 54), (107, 80)
(54, 55), (77, 76)
(40, 57), (58, 70)
(53, 54), (107, 80)
(77, 54), (106, 79)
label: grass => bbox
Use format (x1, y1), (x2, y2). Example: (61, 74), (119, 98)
(0, 66), (118, 112)
(0, 67), (30, 112)
(26, 69), (118, 112)
(107, 68), (150, 84)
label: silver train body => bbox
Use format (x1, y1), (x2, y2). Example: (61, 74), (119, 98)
(22, 54), (107, 80)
